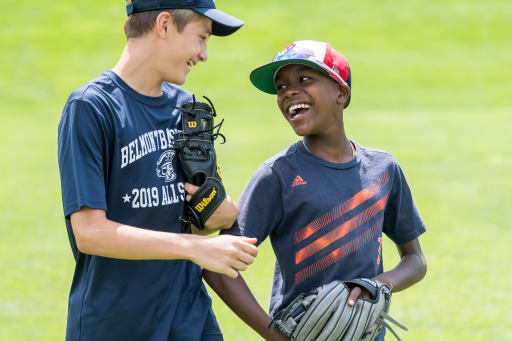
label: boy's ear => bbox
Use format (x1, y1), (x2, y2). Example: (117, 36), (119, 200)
(154, 11), (173, 38)
(336, 83), (350, 106)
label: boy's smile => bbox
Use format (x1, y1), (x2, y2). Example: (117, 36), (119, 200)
(275, 64), (348, 137)
(288, 103), (311, 120)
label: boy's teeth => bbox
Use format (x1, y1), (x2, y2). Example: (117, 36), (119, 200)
(288, 103), (311, 114)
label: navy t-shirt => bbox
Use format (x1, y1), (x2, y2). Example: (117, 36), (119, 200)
(58, 71), (222, 341)
(227, 141), (426, 339)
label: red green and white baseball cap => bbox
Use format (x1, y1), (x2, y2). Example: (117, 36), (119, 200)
(250, 40), (352, 107)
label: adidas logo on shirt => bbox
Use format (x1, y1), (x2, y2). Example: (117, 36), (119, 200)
(291, 175), (307, 187)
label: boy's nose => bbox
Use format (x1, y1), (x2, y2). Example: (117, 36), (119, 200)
(199, 47), (208, 62)
(284, 86), (299, 98)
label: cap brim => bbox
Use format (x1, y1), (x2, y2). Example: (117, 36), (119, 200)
(193, 8), (244, 36)
(249, 59), (331, 94)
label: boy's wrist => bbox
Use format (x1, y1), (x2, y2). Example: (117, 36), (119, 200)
(176, 233), (202, 262)
(203, 195), (238, 230)
(372, 275), (395, 291)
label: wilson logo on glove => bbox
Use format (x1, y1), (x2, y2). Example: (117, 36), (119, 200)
(195, 187), (217, 212)
(187, 121), (198, 128)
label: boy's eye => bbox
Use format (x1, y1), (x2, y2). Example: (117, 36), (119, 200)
(300, 76), (312, 82)
(276, 84), (287, 91)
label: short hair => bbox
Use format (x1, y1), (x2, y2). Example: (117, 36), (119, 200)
(124, 1), (202, 39)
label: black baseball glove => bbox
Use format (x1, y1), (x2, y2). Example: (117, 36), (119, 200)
(172, 96), (227, 233)
(269, 279), (408, 341)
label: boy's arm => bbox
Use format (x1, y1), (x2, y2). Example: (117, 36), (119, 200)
(203, 270), (290, 341)
(348, 238), (427, 304)
(375, 237), (427, 291)
(70, 207), (256, 278)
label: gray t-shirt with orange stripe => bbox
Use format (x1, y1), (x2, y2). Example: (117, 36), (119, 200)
(227, 140), (426, 319)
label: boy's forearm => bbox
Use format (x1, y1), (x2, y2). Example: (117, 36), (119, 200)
(70, 207), (258, 278)
(203, 270), (289, 341)
(203, 194), (239, 230)
(184, 182), (239, 233)
(72, 209), (204, 260)
(373, 239), (427, 292)
(374, 253), (427, 292)
(191, 195), (238, 235)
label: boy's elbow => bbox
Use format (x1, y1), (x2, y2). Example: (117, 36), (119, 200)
(73, 226), (98, 255)
(71, 212), (104, 255)
(70, 208), (107, 255)
(417, 253), (427, 281)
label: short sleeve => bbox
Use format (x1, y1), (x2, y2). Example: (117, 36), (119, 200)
(383, 161), (426, 245)
(58, 98), (110, 217)
(223, 163), (284, 246)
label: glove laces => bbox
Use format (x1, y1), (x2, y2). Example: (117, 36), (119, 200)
(171, 95), (226, 144)
(374, 311), (408, 341)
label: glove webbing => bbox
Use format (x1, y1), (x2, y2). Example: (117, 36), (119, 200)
(268, 293), (309, 336)
(373, 311), (408, 341)
(177, 119), (226, 147)
(171, 95), (226, 149)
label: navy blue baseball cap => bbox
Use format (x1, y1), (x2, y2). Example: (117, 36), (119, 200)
(126, 0), (244, 36)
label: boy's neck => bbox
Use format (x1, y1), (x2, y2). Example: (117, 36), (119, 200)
(303, 133), (355, 163)
(112, 38), (164, 97)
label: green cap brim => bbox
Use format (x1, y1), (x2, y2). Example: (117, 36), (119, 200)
(249, 59), (332, 94)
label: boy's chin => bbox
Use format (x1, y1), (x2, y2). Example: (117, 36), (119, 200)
(163, 73), (187, 85)
(291, 126), (308, 137)
(170, 77), (186, 85)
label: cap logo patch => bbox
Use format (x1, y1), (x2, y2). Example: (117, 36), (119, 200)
(274, 45), (315, 62)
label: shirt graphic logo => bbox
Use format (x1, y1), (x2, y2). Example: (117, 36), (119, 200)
(291, 175), (307, 187)
(156, 150), (177, 182)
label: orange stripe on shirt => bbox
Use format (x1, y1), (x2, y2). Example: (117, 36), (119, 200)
(295, 217), (383, 284)
(294, 171), (389, 243)
(295, 192), (389, 265)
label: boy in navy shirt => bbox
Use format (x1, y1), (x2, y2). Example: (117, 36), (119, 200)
(57, 1), (257, 340)
(204, 40), (427, 341)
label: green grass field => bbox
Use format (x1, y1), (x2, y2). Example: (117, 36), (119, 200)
(1, 0), (511, 339)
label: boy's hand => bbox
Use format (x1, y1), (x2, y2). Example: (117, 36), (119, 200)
(185, 183), (238, 233)
(347, 285), (371, 306)
(347, 277), (393, 306)
(190, 235), (257, 278)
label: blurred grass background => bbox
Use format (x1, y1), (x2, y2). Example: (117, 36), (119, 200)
(1, 0), (511, 339)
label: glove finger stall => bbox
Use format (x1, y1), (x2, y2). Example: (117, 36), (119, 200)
(317, 290), (354, 341)
(293, 281), (348, 341)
